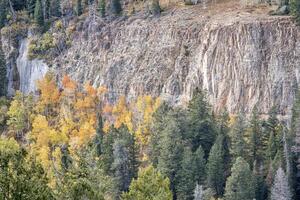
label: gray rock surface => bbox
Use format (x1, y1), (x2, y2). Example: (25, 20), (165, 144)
(4, 2), (300, 117)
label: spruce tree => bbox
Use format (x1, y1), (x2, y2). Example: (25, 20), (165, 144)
(291, 0), (300, 23)
(206, 134), (226, 196)
(176, 147), (201, 200)
(52, 0), (61, 17)
(95, 114), (104, 156)
(122, 166), (173, 200)
(157, 112), (184, 197)
(291, 88), (300, 198)
(271, 167), (292, 200)
(194, 145), (206, 184)
(27, 0), (36, 17)
(99, 0), (106, 17)
(76, 0), (83, 16)
(0, 45), (7, 97)
(34, 0), (44, 27)
(187, 90), (216, 157)
(224, 157), (256, 200)
(249, 106), (263, 167)
(230, 113), (247, 159)
(0, 0), (7, 28)
(45, 0), (51, 19)
(111, 0), (122, 15)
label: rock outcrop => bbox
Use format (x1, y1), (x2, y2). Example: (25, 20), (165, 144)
(4, 2), (300, 116)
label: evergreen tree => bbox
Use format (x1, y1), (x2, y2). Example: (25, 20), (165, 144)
(95, 113), (104, 156)
(34, 0), (44, 27)
(150, 0), (161, 15)
(112, 139), (132, 193)
(271, 167), (292, 200)
(193, 184), (204, 200)
(0, 44), (7, 97)
(76, 0), (83, 16)
(149, 102), (172, 166)
(27, 0), (36, 17)
(157, 112), (184, 198)
(0, 0), (7, 28)
(111, 0), (122, 15)
(52, 0), (61, 17)
(206, 134), (226, 196)
(291, 0), (300, 23)
(187, 90), (216, 157)
(0, 138), (54, 199)
(122, 165), (173, 200)
(59, 148), (116, 199)
(194, 145), (206, 184)
(99, 0), (105, 17)
(230, 113), (247, 159)
(176, 147), (195, 199)
(249, 106), (263, 167)
(224, 157), (256, 200)
(45, 0), (51, 19)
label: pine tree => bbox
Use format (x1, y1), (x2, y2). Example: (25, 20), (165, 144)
(291, 0), (300, 23)
(157, 112), (184, 197)
(0, 44), (7, 97)
(76, 0), (83, 16)
(206, 134), (226, 196)
(249, 106), (263, 167)
(176, 147), (199, 200)
(291, 88), (300, 198)
(95, 113), (104, 156)
(194, 145), (206, 184)
(99, 0), (105, 17)
(34, 0), (44, 27)
(187, 90), (217, 157)
(45, 0), (51, 19)
(111, 0), (122, 15)
(193, 184), (204, 200)
(27, 0), (36, 17)
(224, 157), (256, 200)
(271, 167), (292, 200)
(122, 166), (173, 200)
(112, 139), (132, 193)
(150, 0), (161, 15)
(0, 0), (7, 28)
(230, 113), (247, 159)
(52, 0), (61, 17)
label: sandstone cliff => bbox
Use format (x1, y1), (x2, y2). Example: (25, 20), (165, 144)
(5, 2), (300, 116)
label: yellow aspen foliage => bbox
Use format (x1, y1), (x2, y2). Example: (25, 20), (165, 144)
(133, 96), (160, 145)
(103, 120), (111, 133)
(112, 96), (133, 131)
(36, 73), (60, 115)
(62, 75), (77, 92)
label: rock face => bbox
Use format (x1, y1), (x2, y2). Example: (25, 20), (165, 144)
(4, 3), (300, 116)
(16, 39), (48, 94)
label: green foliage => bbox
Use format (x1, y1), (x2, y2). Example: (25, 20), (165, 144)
(34, 0), (44, 27)
(206, 134), (226, 196)
(291, 0), (300, 23)
(0, 138), (54, 200)
(176, 146), (206, 200)
(76, 0), (83, 16)
(122, 165), (173, 200)
(249, 106), (263, 167)
(150, 0), (161, 15)
(99, 0), (106, 17)
(27, 0), (36, 17)
(229, 113), (247, 159)
(111, 0), (122, 15)
(58, 148), (116, 200)
(224, 157), (255, 200)
(0, 44), (7, 97)
(0, 0), (8, 28)
(51, 0), (61, 17)
(187, 90), (216, 157)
